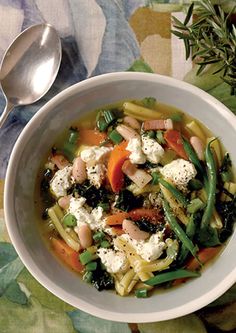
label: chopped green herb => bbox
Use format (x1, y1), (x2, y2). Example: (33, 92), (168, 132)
(142, 97), (156, 108)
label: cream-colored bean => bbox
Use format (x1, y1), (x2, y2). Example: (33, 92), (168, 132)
(58, 195), (71, 210)
(72, 156), (87, 183)
(122, 219), (149, 241)
(123, 116), (141, 130)
(78, 224), (93, 249)
(116, 124), (139, 141)
(190, 136), (204, 160)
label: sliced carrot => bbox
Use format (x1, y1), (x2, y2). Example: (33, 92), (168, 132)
(107, 140), (130, 192)
(106, 212), (129, 226)
(78, 129), (107, 146)
(128, 208), (162, 224)
(51, 238), (84, 273)
(164, 129), (188, 160)
(173, 246), (222, 286)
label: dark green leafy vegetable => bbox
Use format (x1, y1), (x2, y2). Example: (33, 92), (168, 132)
(219, 153), (233, 183)
(91, 260), (114, 291)
(114, 189), (143, 212)
(134, 218), (160, 234)
(72, 180), (111, 208)
(188, 179), (203, 191)
(216, 196), (236, 242)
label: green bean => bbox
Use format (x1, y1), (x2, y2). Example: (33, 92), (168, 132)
(201, 140), (217, 228)
(182, 137), (204, 174)
(187, 198), (205, 214)
(155, 174), (189, 207)
(144, 269), (200, 286)
(199, 140), (220, 246)
(163, 199), (198, 258)
(178, 213), (197, 264)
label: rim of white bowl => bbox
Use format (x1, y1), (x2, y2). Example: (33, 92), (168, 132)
(4, 72), (236, 323)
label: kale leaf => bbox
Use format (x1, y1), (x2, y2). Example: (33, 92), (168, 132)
(114, 189), (143, 212)
(91, 260), (114, 291)
(134, 218), (160, 234)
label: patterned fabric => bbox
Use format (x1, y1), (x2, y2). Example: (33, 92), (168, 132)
(0, 1), (235, 332)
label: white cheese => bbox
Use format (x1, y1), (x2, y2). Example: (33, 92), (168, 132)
(120, 232), (166, 262)
(126, 137), (146, 164)
(97, 248), (128, 274)
(80, 146), (112, 163)
(149, 192), (162, 207)
(141, 135), (164, 164)
(68, 197), (106, 230)
(160, 158), (197, 191)
(86, 164), (106, 188)
(50, 166), (73, 198)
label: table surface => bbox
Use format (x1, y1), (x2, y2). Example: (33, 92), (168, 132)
(0, 1), (235, 332)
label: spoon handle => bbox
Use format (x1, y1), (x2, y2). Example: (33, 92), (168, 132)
(0, 99), (14, 128)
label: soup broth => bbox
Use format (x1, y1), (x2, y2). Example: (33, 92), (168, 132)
(36, 98), (236, 297)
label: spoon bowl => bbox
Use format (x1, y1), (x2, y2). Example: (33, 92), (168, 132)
(0, 23), (61, 127)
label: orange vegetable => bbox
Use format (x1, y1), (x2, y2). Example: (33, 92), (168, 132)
(78, 129), (107, 146)
(129, 208), (162, 224)
(111, 226), (125, 235)
(164, 130), (188, 160)
(173, 246), (222, 286)
(106, 212), (129, 226)
(51, 238), (84, 273)
(107, 140), (130, 192)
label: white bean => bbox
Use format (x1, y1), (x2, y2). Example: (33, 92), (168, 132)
(123, 116), (141, 130)
(72, 157), (87, 183)
(116, 124), (139, 141)
(122, 219), (149, 241)
(190, 136), (204, 160)
(58, 195), (71, 210)
(78, 224), (93, 249)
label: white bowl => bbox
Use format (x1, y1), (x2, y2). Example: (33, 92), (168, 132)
(4, 72), (236, 323)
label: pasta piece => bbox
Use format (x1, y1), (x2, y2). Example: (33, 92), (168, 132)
(221, 182), (236, 201)
(186, 121), (206, 142)
(123, 102), (162, 120)
(160, 184), (188, 225)
(48, 205), (80, 251)
(134, 282), (153, 291)
(115, 269), (138, 296)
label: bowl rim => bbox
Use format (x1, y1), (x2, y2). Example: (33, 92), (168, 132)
(4, 72), (236, 323)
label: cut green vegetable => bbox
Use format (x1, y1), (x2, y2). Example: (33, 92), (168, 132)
(62, 213), (77, 227)
(187, 198), (205, 214)
(135, 288), (148, 298)
(86, 261), (97, 272)
(144, 269), (200, 286)
(109, 129), (123, 144)
(79, 250), (94, 265)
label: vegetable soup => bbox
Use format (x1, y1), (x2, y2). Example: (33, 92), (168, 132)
(37, 97), (236, 297)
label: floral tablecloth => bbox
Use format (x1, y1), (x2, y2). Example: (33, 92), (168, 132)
(0, 1), (236, 332)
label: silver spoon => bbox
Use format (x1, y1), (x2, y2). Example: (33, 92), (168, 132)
(0, 23), (61, 128)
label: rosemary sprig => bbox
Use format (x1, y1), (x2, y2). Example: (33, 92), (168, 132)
(172, 0), (236, 95)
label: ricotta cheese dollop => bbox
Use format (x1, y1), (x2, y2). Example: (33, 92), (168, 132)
(141, 135), (164, 164)
(80, 146), (112, 163)
(50, 166), (73, 198)
(160, 158), (197, 191)
(126, 137), (146, 164)
(120, 232), (166, 262)
(97, 248), (128, 274)
(86, 164), (106, 188)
